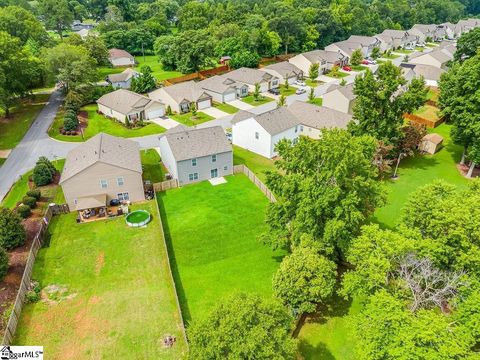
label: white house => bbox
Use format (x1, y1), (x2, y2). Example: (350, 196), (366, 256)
(322, 83), (356, 115)
(108, 48), (135, 67)
(106, 68), (140, 89)
(232, 107), (300, 158)
(97, 89), (165, 123)
(260, 61), (304, 84)
(148, 81), (212, 113)
(225, 67), (279, 92)
(159, 125), (233, 185)
(197, 75), (249, 103)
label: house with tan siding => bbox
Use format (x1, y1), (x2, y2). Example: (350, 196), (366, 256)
(322, 83), (356, 115)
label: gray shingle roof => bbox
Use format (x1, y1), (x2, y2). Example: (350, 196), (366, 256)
(232, 107), (300, 135)
(198, 75), (244, 94)
(301, 49), (344, 64)
(288, 101), (352, 130)
(412, 64), (445, 81)
(107, 68), (139, 83)
(226, 67), (273, 85)
(347, 35), (379, 46)
(97, 89), (162, 115)
(163, 125), (232, 161)
(108, 48), (134, 60)
(60, 133), (142, 184)
(263, 61), (302, 76)
(149, 81), (211, 103)
(325, 83), (356, 100)
(380, 29), (407, 39)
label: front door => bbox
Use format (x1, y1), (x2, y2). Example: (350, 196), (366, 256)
(210, 168), (218, 178)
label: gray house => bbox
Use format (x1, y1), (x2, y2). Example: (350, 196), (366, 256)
(106, 68), (140, 89)
(159, 125), (233, 185)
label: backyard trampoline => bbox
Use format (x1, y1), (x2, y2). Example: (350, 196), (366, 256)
(126, 210), (151, 227)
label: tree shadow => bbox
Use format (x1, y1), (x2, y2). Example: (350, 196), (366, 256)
(298, 338), (336, 360)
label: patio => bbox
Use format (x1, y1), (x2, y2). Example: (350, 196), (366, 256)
(75, 194), (130, 223)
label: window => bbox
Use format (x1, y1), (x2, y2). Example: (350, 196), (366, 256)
(117, 177), (124, 186)
(241, 88), (248, 95)
(224, 165), (228, 171)
(117, 192), (129, 201)
(74, 199), (78, 205)
(188, 173), (199, 181)
(212, 154), (217, 163)
(255, 132), (259, 140)
(295, 126), (298, 133)
(100, 179), (108, 188)
(192, 158), (197, 166)
(300, 125), (304, 132)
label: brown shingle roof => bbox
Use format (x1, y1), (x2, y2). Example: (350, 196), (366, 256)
(288, 101), (352, 130)
(108, 48), (134, 60)
(423, 133), (443, 145)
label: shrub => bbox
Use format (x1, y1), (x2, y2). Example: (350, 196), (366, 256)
(36, 157), (56, 176)
(26, 189), (41, 200)
(25, 281), (41, 304)
(16, 205), (31, 219)
(0, 208), (26, 250)
(0, 247), (8, 281)
(22, 196), (37, 208)
(33, 163), (53, 186)
(63, 116), (79, 132)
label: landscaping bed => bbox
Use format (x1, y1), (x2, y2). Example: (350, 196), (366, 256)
(169, 111), (214, 127)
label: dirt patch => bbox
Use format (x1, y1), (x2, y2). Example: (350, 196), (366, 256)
(457, 163), (480, 178)
(95, 252), (105, 275)
(41, 284), (77, 305)
(0, 150), (11, 158)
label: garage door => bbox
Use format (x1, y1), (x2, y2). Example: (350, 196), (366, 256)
(223, 92), (236, 103)
(198, 99), (211, 110)
(146, 108), (165, 119)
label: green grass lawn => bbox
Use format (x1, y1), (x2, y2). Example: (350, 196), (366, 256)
(134, 55), (183, 81)
(241, 95), (275, 106)
(325, 71), (348, 78)
(157, 175), (285, 323)
(233, 145), (275, 182)
(306, 79), (320, 88)
(48, 104), (166, 142)
(97, 66), (123, 81)
(376, 59), (387, 64)
(427, 88), (439, 102)
(170, 111), (214, 127)
(308, 98), (323, 106)
(425, 42), (438, 47)
(415, 46), (425, 52)
(382, 53), (400, 59)
(15, 201), (187, 359)
(0, 94), (50, 150)
(141, 149), (165, 183)
(350, 65), (367, 71)
(213, 102), (239, 114)
(279, 84), (297, 96)
(0, 158), (5, 167)
(394, 49), (413, 54)
(413, 104), (441, 122)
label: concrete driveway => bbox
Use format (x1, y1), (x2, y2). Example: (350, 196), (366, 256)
(150, 117), (181, 129)
(201, 107), (229, 119)
(229, 100), (254, 111)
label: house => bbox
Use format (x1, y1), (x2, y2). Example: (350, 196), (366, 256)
(420, 133), (443, 154)
(438, 23), (456, 40)
(325, 40), (365, 59)
(60, 133), (145, 211)
(322, 83), (356, 115)
(260, 62), (304, 84)
(409, 49), (452, 69)
(72, 20), (95, 32)
(76, 28), (92, 40)
(345, 35), (381, 57)
(159, 125), (233, 185)
(374, 34), (395, 52)
(409, 24), (439, 43)
(288, 50), (348, 75)
(148, 81), (212, 113)
(377, 30), (418, 49)
(108, 48), (135, 67)
(400, 63), (445, 87)
(197, 75), (248, 103)
(288, 101), (353, 139)
(232, 107), (300, 158)
(106, 68), (140, 89)
(97, 89), (165, 123)
(455, 18), (480, 35)
(438, 42), (457, 58)
(225, 67), (279, 92)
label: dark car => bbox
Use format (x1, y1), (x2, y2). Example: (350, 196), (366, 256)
(268, 87), (280, 95)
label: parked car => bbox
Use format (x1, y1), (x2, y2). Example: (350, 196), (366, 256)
(268, 87), (280, 95)
(362, 60), (370, 65)
(342, 66), (352, 72)
(294, 80), (306, 87)
(226, 132), (232, 142)
(295, 88), (306, 95)
(367, 59), (377, 65)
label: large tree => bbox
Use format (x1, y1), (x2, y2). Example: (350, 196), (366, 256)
(0, 6), (48, 46)
(0, 207), (26, 250)
(454, 27), (480, 61)
(38, 0), (74, 38)
(349, 62), (427, 146)
(262, 130), (385, 259)
(187, 293), (297, 359)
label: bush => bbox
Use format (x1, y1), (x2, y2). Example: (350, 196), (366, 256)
(0, 208), (26, 250)
(16, 205), (31, 219)
(33, 163), (53, 186)
(22, 196), (37, 208)
(0, 247), (8, 281)
(36, 156), (56, 176)
(26, 189), (41, 200)
(63, 115), (79, 132)
(25, 281), (41, 304)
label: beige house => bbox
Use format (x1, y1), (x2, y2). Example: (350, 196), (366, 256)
(288, 50), (348, 76)
(322, 83), (356, 115)
(225, 67), (279, 93)
(148, 81), (212, 113)
(409, 49), (452, 69)
(60, 133), (145, 212)
(260, 61), (303, 84)
(420, 133), (443, 154)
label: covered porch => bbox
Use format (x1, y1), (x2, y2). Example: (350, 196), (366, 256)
(75, 194), (130, 223)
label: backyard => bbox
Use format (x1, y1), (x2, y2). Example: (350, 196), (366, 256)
(48, 104), (166, 142)
(169, 111), (214, 127)
(141, 149), (166, 183)
(157, 175), (285, 323)
(15, 201), (187, 359)
(233, 145), (275, 182)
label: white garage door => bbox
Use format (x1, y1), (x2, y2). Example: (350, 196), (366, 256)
(198, 99), (211, 110)
(146, 108), (165, 119)
(223, 92), (236, 102)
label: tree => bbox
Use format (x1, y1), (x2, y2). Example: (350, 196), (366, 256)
(83, 36), (109, 66)
(190, 102), (197, 117)
(392, 123), (427, 177)
(350, 49), (363, 66)
(308, 63), (319, 81)
(454, 27), (480, 61)
(349, 62), (427, 146)
(43, 43), (97, 92)
(0, 247), (8, 281)
(187, 293), (297, 360)
(273, 245), (336, 313)
(0, 207), (26, 250)
(0, 6), (49, 46)
(38, 0), (73, 38)
(262, 130), (385, 259)
(131, 65), (157, 93)
(229, 50), (260, 69)
(371, 47), (381, 60)
(284, 76), (289, 90)
(33, 164), (53, 186)
(277, 94), (286, 108)
(253, 83), (261, 101)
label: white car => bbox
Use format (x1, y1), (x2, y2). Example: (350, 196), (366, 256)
(295, 88), (306, 95)
(294, 80), (306, 87)
(367, 59), (377, 65)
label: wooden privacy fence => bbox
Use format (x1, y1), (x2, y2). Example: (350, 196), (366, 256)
(163, 65), (230, 86)
(153, 179), (179, 192)
(233, 164), (276, 203)
(404, 113), (444, 128)
(2, 207), (54, 345)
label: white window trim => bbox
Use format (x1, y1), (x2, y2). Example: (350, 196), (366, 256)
(100, 179), (108, 189)
(212, 154), (217, 163)
(117, 177), (124, 186)
(192, 158), (197, 166)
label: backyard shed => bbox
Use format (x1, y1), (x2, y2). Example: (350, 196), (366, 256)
(420, 133), (443, 154)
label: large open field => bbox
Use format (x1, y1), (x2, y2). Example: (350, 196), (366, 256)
(157, 174), (285, 322)
(15, 201), (187, 359)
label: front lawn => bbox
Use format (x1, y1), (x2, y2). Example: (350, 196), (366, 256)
(308, 98), (323, 106)
(394, 49), (413, 54)
(241, 95), (275, 106)
(157, 175), (285, 322)
(415, 46), (425, 52)
(48, 104), (166, 142)
(381, 53), (400, 59)
(15, 201), (187, 359)
(233, 145), (275, 182)
(350, 65), (367, 71)
(425, 42), (438, 47)
(305, 79), (320, 88)
(213, 102), (239, 114)
(426, 88), (439, 102)
(141, 149), (166, 183)
(279, 84), (298, 96)
(325, 71), (348, 78)
(0, 93), (50, 150)
(169, 111), (214, 127)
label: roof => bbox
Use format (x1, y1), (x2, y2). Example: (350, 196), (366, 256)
(162, 125), (232, 161)
(263, 61), (302, 76)
(97, 89), (162, 115)
(288, 101), (352, 130)
(75, 194), (107, 211)
(324, 83), (356, 100)
(60, 133), (142, 184)
(411, 24), (437, 34)
(76, 29), (90, 37)
(347, 35), (379, 46)
(423, 133), (444, 145)
(107, 68), (139, 83)
(413, 64), (445, 81)
(380, 29), (407, 39)
(108, 48), (134, 60)
(226, 67), (273, 85)
(198, 75), (244, 94)
(326, 41), (361, 57)
(428, 50), (452, 63)
(149, 81), (210, 103)
(232, 107), (300, 135)
(301, 49), (344, 64)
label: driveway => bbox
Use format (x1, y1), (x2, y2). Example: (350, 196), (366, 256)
(201, 107), (229, 119)
(150, 117), (181, 129)
(229, 100), (254, 111)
